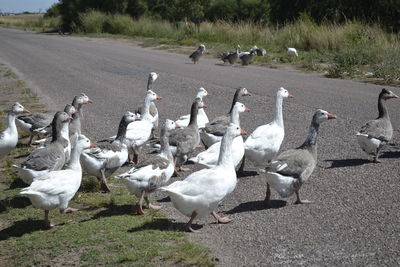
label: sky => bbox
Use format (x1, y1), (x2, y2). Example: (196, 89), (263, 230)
(0, 0), (59, 13)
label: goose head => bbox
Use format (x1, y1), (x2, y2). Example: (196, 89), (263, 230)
(80, 93), (93, 104)
(226, 123), (247, 139)
(196, 87), (211, 99)
(145, 90), (162, 102)
(312, 109), (337, 124)
(278, 87), (295, 98)
(380, 88), (399, 100)
(239, 87), (252, 97)
(76, 135), (95, 151)
(11, 102), (30, 115)
(233, 102), (250, 113)
(64, 104), (76, 117)
(149, 72), (158, 83)
(164, 119), (181, 131)
(199, 44), (206, 52)
(195, 97), (207, 109)
(123, 111), (141, 124)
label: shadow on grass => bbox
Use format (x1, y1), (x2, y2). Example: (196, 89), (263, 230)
(128, 218), (202, 232)
(0, 219), (46, 241)
(0, 195), (31, 212)
(157, 196), (171, 203)
(9, 178), (29, 189)
(81, 203), (134, 222)
(325, 158), (370, 168)
(226, 200), (287, 214)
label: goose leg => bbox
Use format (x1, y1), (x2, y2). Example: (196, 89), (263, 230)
(44, 210), (54, 228)
(27, 135), (34, 146)
(185, 211), (199, 232)
(134, 191), (145, 215)
(211, 211), (232, 224)
(99, 169), (110, 193)
(373, 147), (382, 163)
(129, 145), (138, 164)
(264, 183), (271, 208)
(294, 190), (312, 204)
(62, 207), (78, 213)
(145, 195), (161, 210)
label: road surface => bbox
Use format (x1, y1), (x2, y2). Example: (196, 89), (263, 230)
(1, 27), (399, 266)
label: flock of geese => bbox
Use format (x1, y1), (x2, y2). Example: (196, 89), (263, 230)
(0, 70), (398, 232)
(189, 44), (297, 65)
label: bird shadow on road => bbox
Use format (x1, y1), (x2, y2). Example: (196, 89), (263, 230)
(0, 219), (50, 241)
(237, 170), (258, 178)
(128, 218), (202, 232)
(225, 200), (286, 215)
(325, 158), (370, 168)
(380, 151), (400, 159)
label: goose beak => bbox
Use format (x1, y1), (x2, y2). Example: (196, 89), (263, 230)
(390, 92), (399, 98)
(23, 108), (31, 114)
(90, 143), (97, 148)
(156, 94), (162, 100)
(175, 123), (181, 129)
(243, 92), (252, 96)
(288, 93), (295, 98)
(135, 116), (142, 121)
(202, 104), (208, 109)
(240, 129), (247, 135)
(244, 107), (250, 112)
(86, 99), (93, 104)
(206, 92), (212, 96)
(68, 115), (73, 120)
(327, 113), (337, 120)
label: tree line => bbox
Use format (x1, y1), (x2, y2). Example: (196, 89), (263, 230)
(46, 0), (399, 32)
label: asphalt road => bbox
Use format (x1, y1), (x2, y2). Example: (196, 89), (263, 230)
(1, 27), (399, 266)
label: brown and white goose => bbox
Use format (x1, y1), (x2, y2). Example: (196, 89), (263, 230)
(117, 119), (179, 214)
(168, 98), (204, 172)
(81, 112), (140, 192)
(264, 109), (336, 206)
(0, 103), (30, 160)
(16, 112), (52, 146)
(221, 45), (241, 65)
(200, 87), (251, 148)
(189, 44), (206, 64)
(356, 88), (399, 162)
(14, 111), (72, 185)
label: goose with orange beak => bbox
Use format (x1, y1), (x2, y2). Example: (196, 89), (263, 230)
(264, 109), (336, 207)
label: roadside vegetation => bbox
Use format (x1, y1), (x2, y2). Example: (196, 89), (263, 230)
(0, 13), (59, 32)
(0, 64), (213, 266)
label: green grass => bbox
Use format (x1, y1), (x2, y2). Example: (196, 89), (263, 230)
(0, 13), (60, 32)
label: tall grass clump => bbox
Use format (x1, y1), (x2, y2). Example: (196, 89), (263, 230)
(0, 14), (60, 31)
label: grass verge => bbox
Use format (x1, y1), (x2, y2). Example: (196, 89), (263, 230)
(0, 64), (214, 266)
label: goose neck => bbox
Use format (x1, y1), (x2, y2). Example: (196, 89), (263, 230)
(217, 132), (235, 167)
(115, 118), (129, 142)
(159, 128), (173, 162)
(142, 96), (152, 119)
(300, 121), (320, 148)
(230, 108), (241, 126)
(188, 103), (199, 127)
(7, 112), (17, 132)
(377, 96), (389, 119)
(67, 146), (83, 171)
(59, 121), (70, 141)
(274, 94), (284, 128)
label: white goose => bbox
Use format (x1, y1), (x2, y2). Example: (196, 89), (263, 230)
(356, 88), (399, 162)
(189, 102), (249, 168)
(117, 119), (179, 214)
(20, 135), (94, 228)
(160, 123), (245, 232)
(243, 87), (294, 170)
(122, 90), (162, 163)
(0, 103), (30, 160)
(81, 112), (140, 192)
(176, 87), (211, 128)
(13, 111), (72, 185)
